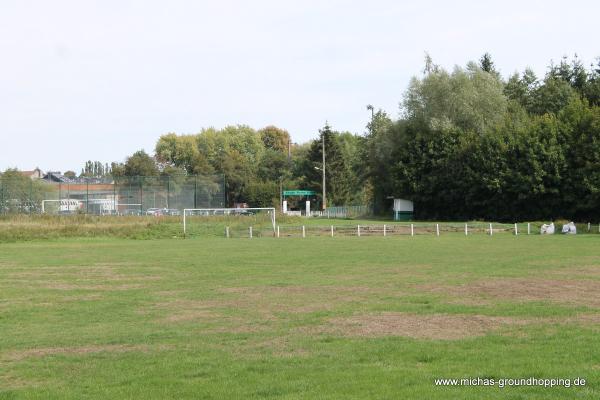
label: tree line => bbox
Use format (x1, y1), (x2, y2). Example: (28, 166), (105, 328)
(5, 54), (600, 221)
(369, 54), (600, 221)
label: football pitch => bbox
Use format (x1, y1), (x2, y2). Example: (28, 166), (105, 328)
(1, 235), (599, 399)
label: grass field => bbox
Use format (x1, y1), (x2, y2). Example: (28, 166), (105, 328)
(1, 235), (600, 399)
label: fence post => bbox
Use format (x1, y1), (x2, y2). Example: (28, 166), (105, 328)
(276, 225), (280, 238)
(528, 223), (531, 235)
(302, 225), (305, 238)
(514, 223), (518, 235)
(465, 223), (468, 236)
(138, 178), (143, 215)
(357, 225), (361, 237)
(436, 223), (440, 237)
(331, 225), (334, 237)
(410, 223), (414, 236)
(226, 226), (230, 238)
(166, 175), (170, 209)
(588, 222), (591, 232)
(489, 223), (493, 236)
(383, 224), (387, 237)
(194, 176), (198, 209)
(249, 226), (253, 239)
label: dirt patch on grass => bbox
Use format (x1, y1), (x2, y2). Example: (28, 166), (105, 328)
(317, 313), (534, 340)
(418, 278), (600, 307)
(43, 282), (146, 291)
(164, 310), (216, 322)
(566, 313), (600, 324)
(0, 261), (16, 268)
(10, 264), (161, 284)
(248, 337), (311, 358)
(147, 285), (396, 325)
(218, 285), (395, 314)
(148, 299), (222, 323)
(549, 266), (600, 278)
(2, 344), (155, 362)
(62, 294), (104, 301)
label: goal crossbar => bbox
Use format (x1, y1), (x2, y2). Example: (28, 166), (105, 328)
(183, 207), (276, 236)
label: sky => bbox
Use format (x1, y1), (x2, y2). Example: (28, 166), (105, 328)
(1, 0), (599, 172)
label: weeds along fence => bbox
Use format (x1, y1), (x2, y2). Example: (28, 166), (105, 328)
(0, 175), (225, 215)
(210, 221), (600, 238)
(309, 205), (372, 218)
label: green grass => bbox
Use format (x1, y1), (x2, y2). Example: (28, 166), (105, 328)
(2, 214), (597, 242)
(1, 235), (600, 399)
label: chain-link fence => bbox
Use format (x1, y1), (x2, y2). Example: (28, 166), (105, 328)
(0, 174), (225, 215)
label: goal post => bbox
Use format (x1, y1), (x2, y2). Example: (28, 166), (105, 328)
(183, 207), (276, 237)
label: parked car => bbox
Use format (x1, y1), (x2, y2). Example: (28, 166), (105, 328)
(122, 209), (142, 216)
(163, 208), (181, 216)
(233, 209), (255, 216)
(146, 208), (163, 216)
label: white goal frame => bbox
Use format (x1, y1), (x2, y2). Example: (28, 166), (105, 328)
(183, 207), (276, 236)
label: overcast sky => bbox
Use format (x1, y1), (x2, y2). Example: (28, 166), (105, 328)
(1, 0), (599, 172)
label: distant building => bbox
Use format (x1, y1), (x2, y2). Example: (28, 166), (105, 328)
(43, 171), (73, 183)
(21, 168), (43, 180)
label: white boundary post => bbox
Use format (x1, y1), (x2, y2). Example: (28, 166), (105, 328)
(528, 223), (531, 235)
(489, 223), (493, 236)
(588, 222), (591, 232)
(276, 225), (280, 238)
(302, 225), (305, 238)
(410, 223), (414, 236)
(249, 226), (253, 239)
(357, 225), (361, 237)
(226, 226), (229, 238)
(383, 224), (387, 237)
(465, 223), (468, 236)
(436, 223), (440, 237)
(330, 225), (334, 237)
(514, 223), (518, 235)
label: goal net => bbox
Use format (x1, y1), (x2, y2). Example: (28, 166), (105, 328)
(183, 208), (276, 238)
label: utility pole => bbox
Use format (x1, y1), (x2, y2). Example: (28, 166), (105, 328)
(279, 176), (283, 212)
(322, 132), (326, 211)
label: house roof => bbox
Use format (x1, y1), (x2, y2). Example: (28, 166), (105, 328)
(43, 172), (73, 183)
(21, 168), (42, 177)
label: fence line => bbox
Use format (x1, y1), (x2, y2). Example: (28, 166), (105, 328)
(0, 174), (225, 215)
(218, 222), (600, 239)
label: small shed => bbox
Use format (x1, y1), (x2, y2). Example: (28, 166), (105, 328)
(393, 198), (413, 221)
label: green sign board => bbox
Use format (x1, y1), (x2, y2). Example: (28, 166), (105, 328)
(283, 190), (316, 196)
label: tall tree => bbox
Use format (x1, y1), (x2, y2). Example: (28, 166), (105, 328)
(124, 150), (159, 177)
(258, 126), (291, 153)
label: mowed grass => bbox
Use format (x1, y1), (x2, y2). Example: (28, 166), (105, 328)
(1, 235), (600, 399)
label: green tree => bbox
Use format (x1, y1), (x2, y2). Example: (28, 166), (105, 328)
(155, 133), (213, 175)
(258, 126), (291, 153)
(302, 124), (358, 207)
(124, 150), (159, 177)
(403, 61), (508, 134)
